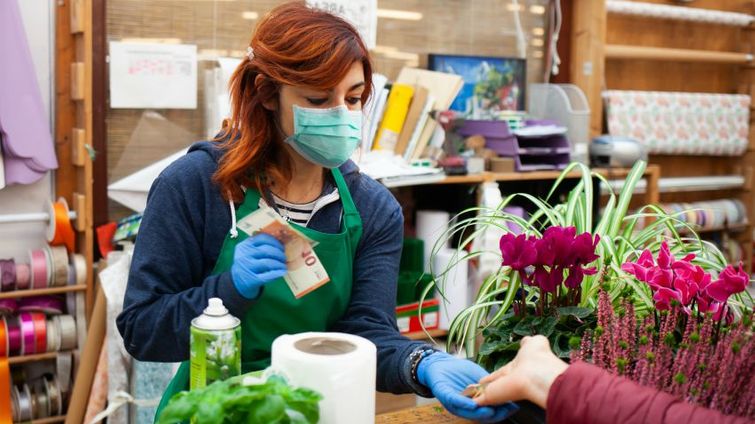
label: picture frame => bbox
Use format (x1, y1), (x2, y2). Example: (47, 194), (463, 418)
(428, 53), (527, 116)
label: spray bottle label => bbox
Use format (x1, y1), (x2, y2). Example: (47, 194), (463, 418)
(190, 325), (241, 390)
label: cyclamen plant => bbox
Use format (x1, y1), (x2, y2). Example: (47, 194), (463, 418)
(500, 226), (600, 314)
(621, 241), (749, 320)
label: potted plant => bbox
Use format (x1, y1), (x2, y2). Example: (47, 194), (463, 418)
(423, 161), (751, 361)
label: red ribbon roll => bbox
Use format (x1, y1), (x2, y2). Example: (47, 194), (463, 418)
(31, 313), (46, 354)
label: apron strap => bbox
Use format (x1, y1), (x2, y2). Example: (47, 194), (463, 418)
(331, 168), (363, 257)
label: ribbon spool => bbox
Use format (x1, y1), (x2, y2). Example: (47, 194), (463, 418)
(47, 246), (69, 288)
(75, 293), (86, 350)
(0, 298), (18, 316)
(32, 313), (47, 354)
(46, 316), (60, 353)
(48, 198), (76, 253)
(72, 254), (86, 286)
(56, 315), (77, 351)
(29, 249), (48, 289)
(18, 296), (64, 315)
(15, 263), (30, 290)
(56, 352), (73, 394)
(16, 384), (33, 421)
(0, 259), (15, 292)
(45, 375), (61, 417)
(19, 312), (46, 355)
(0, 318), (5, 357)
(5, 316), (22, 356)
(0, 358), (11, 423)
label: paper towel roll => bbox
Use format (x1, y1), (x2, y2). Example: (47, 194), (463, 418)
(416, 210), (451, 272)
(271, 332), (376, 424)
(433, 248), (470, 330)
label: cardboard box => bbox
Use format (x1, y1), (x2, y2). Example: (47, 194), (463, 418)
(396, 299), (439, 334)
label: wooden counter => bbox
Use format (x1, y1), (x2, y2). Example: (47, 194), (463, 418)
(376, 404), (473, 424)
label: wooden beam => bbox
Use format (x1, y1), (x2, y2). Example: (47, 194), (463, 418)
(606, 44), (753, 64)
(92, 0), (108, 233)
(570, 0), (607, 139)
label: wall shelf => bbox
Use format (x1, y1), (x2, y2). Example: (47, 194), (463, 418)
(8, 351), (71, 365)
(0, 284), (86, 300)
(602, 175), (745, 195)
(605, 44), (753, 64)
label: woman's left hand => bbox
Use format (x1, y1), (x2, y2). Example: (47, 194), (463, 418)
(417, 351), (519, 422)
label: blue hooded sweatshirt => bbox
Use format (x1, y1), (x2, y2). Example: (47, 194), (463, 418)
(116, 141), (432, 395)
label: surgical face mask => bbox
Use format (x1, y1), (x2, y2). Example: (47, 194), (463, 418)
(284, 104), (362, 169)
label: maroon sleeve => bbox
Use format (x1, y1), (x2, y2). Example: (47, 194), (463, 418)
(546, 361), (751, 424)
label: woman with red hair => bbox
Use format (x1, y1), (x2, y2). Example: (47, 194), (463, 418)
(117, 2), (517, 422)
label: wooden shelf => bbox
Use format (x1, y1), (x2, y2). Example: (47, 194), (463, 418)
(32, 416), (65, 424)
(8, 351), (70, 365)
(693, 222), (750, 234)
(422, 166), (655, 186)
(605, 44), (753, 64)
(0, 284), (87, 300)
(404, 329), (448, 340)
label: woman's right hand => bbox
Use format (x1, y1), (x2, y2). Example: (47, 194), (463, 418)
(231, 234), (288, 299)
(474, 335), (569, 409)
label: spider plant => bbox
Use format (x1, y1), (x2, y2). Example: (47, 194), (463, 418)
(422, 161), (751, 357)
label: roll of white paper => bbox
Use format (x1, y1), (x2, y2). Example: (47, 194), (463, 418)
(433, 247), (470, 330)
(271, 332), (377, 424)
(416, 210), (451, 272)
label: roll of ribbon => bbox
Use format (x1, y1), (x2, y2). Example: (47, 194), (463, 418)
(72, 254), (86, 285)
(46, 316), (59, 353)
(0, 358), (12, 423)
(48, 246), (69, 288)
(18, 296), (64, 315)
(57, 315), (77, 351)
(31, 313), (47, 354)
(48, 198), (76, 253)
(75, 293), (86, 350)
(35, 382), (49, 419)
(15, 263), (30, 290)
(56, 352), (73, 394)
(0, 298), (18, 316)
(0, 317), (6, 357)
(30, 249), (49, 289)
(6, 316), (22, 356)
(67, 264), (75, 286)
(0, 259), (15, 292)
(19, 312), (36, 355)
(17, 384), (33, 421)
(44, 376), (60, 417)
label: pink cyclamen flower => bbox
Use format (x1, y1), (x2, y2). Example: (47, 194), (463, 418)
(539, 226), (577, 267)
(653, 286), (682, 310)
(621, 249), (655, 282)
(499, 233), (538, 271)
(705, 263), (749, 303)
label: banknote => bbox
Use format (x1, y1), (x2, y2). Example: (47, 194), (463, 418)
(236, 207), (330, 298)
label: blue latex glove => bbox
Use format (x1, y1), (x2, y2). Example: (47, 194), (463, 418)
(231, 234), (287, 299)
(417, 352), (519, 422)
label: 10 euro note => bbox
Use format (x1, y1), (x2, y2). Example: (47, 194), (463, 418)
(236, 208), (330, 298)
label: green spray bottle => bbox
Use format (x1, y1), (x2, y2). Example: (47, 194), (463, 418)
(189, 297), (241, 390)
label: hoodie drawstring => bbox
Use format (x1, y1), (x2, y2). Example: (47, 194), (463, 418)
(228, 192), (239, 239)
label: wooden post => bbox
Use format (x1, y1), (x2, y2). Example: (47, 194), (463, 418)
(570, 0), (607, 139)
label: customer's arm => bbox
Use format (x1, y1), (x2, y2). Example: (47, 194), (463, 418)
(474, 335), (751, 424)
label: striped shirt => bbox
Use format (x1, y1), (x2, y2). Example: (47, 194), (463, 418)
(271, 188), (340, 227)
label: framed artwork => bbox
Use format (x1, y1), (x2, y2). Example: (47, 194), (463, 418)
(428, 54), (526, 115)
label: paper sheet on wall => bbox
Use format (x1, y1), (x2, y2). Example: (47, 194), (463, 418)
(306, 0), (377, 49)
(109, 41), (197, 109)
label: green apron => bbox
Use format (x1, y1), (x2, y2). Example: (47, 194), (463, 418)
(154, 168), (363, 420)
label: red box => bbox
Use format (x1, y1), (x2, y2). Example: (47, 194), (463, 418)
(396, 299), (440, 334)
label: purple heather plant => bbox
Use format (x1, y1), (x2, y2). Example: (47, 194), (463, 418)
(573, 293), (754, 419)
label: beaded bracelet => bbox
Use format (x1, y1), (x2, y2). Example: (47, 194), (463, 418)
(409, 346), (439, 385)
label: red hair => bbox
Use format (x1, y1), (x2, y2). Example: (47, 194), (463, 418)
(215, 1), (373, 202)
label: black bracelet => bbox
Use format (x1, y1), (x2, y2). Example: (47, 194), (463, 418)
(409, 347), (438, 385)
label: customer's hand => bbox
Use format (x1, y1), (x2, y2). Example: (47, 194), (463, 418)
(474, 335), (569, 408)
(417, 351), (519, 422)
(231, 234), (287, 299)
